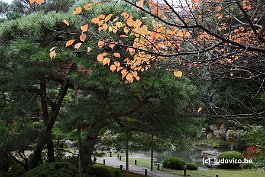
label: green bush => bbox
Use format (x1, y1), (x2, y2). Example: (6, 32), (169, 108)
(22, 162), (78, 177)
(89, 164), (112, 177)
(240, 163), (256, 169)
(218, 151), (243, 169)
(162, 157), (186, 170)
(186, 162), (198, 170)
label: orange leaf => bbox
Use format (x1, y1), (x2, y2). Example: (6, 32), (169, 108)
(99, 14), (106, 19)
(80, 33), (87, 42)
(97, 54), (104, 62)
(74, 43), (82, 49)
(50, 50), (56, 59)
(103, 57), (110, 65)
(113, 52), (121, 58)
(29, 0), (35, 4)
(109, 43), (115, 49)
(120, 35), (128, 38)
(126, 73), (133, 82)
(216, 6), (222, 11)
(110, 65), (116, 72)
(114, 61), (120, 67)
(98, 41), (105, 48)
(66, 39), (75, 47)
(174, 71), (183, 78)
(73, 7), (82, 15)
(121, 12), (129, 19)
(63, 20), (70, 26)
(91, 18), (100, 24)
(136, 0), (144, 8)
(105, 14), (113, 22)
(133, 20), (142, 28)
(126, 17), (134, 27)
(121, 69), (128, 77)
(84, 3), (93, 10)
(81, 24), (89, 33)
(127, 48), (135, 55)
(35, 0), (44, 4)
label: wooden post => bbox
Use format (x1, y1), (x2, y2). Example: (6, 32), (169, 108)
(103, 159), (105, 165)
(145, 169), (147, 176)
(184, 168), (187, 176)
(109, 152), (112, 157)
(119, 156), (121, 161)
(120, 165), (123, 170)
(216, 175), (218, 177)
(157, 163), (160, 171)
(150, 135), (154, 171)
(135, 160), (137, 165)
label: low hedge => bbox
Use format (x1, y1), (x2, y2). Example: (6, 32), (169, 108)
(162, 157), (186, 170)
(218, 151), (243, 169)
(186, 162), (198, 170)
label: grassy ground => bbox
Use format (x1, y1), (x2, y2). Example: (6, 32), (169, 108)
(121, 158), (265, 177)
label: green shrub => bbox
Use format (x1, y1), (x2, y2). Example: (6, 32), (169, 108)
(241, 163), (256, 169)
(89, 164), (112, 177)
(218, 151), (243, 169)
(22, 162), (78, 177)
(162, 157), (186, 170)
(186, 162), (198, 170)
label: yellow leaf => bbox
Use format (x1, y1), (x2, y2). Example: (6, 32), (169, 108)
(113, 52), (121, 58)
(102, 23), (108, 30)
(134, 19), (142, 28)
(63, 20), (70, 26)
(74, 43), (82, 49)
(105, 14), (113, 22)
(81, 24), (89, 33)
(98, 41), (105, 48)
(91, 18), (100, 24)
(80, 33), (87, 42)
(197, 107), (203, 113)
(116, 22), (123, 28)
(126, 73), (133, 82)
(124, 27), (130, 34)
(50, 50), (56, 59)
(110, 65), (116, 72)
(73, 7), (82, 15)
(103, 57), (110, 65)
(174, 71), (183, 78)
(66, 39), (75, 47)
(29, 0), (35, 4)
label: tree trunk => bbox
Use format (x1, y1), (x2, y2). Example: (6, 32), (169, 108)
(46, 131), (55, 162)
(28, 134), (47, 169)
(80, 133), (99, 173)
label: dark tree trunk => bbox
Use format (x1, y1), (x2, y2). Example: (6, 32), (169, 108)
(80, 133), (99, 172)
(46, 131), (55, 162)
(28, 135), (47, 169)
